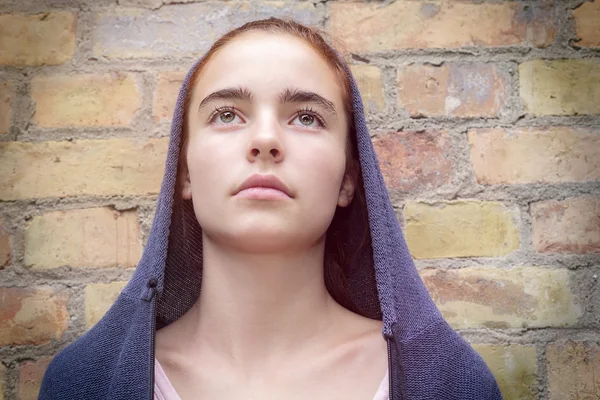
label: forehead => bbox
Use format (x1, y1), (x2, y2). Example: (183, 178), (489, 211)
(192, 32), (344, 103)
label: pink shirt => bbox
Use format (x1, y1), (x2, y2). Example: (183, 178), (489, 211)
(154, 358), (389, 400)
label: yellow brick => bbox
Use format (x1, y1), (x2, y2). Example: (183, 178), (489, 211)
(329, 2), (555, 52)
(350, 65), (384, 112)
(519, 60), (600, 115)
(25, 208), (142, 269)
(405, 201), (520, 258)
(0, 138), (168, 200)
(0, 12), (76, 66)
(153, 70), (186, 123)
(0, 287), (69, 346)
(473, 344), (537, 400)
(0, 81), (13, 134)
(573, 1), (600, 48)
(421, 267), (581, 329)
(31, 73), (140, 127)
(468, 127), (600, 184)
(547, 341), (600, 399)
(85, 282), (127, 328)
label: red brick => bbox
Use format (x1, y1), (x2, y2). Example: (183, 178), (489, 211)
(532, 196), (600, 254)
(421, 267), (580, 329)
(373, 131), (453, 194)
(397, 63), (507, 117)
(0, 138), (169, 200)
(547, 341), (600, 400)
(329, 2), (555, 52)
(0, 81), (13, 134)
(0, 287), (69, 346)
(468, 127), (600, 184)
(0, 12), (76, 66)
(0, 217), (11, 268)
(19, 357), (51, 400)
(573, 1), (600, 48)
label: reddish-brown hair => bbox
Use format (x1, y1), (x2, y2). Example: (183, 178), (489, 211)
(179, 18), (369, 313)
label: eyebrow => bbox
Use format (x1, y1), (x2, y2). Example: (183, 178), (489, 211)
(197, 86), (338, 118)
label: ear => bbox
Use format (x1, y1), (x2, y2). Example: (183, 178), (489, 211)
(181, 171), (192, 200)
(337, 173), (355, 208)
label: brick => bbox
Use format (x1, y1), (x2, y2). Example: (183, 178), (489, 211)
(0, 12), (76, 66)
(405, 201), (520, 259)
(85, 281), (127, 328)
(25, 208), (142, 269)
(0, 217), (11, 268)
(573, 1), (600, 48)
(0, 81), (13, 134)
(153, 70), (186, 123)
(373, 131), (453, 194)
(397, 63), (507, 117)
(547, 341), (600, 400)
(329, 2), (554, 52)
(0, 287), (69, 346)
(31, 73), (140, 128)
(93, 3), (323, 59)
(350, 65), (384, 112)
(19, 357), (51, 400)
(519, 60), (600, 115)
(472, 344), (537, 400)
(468, 127), (600, 185)
(0, 138), (168, 200)
(422, 267), (581, 329)
(532, 196), (600, 254)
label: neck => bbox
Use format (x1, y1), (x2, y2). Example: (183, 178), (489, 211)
(185, 234), (339, 370)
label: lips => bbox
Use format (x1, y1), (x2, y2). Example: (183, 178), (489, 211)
(234, 174), (293, 198)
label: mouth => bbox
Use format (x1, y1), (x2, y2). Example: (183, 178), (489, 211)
(233, 174), (293, 199)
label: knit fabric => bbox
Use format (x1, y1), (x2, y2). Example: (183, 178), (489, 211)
(38, 44), (502, 400)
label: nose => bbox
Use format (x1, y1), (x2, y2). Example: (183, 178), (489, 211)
(246, 113), (285, 163)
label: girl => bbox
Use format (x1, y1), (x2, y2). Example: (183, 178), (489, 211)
(40, 18), (502, 400)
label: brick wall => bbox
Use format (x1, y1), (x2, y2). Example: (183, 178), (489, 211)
(0, 0), (599, 399)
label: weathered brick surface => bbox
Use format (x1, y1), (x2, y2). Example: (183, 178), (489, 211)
(0, 217), (10, 268)
(531, 196), (600, 254)
(19, 357), (51, 400)
(0, 12), (76, 66)
(404, 201), (520, 259)
(519, 60), (600, 115)
(397, 63), (507, 117)
(0, 287), (69, 346)
(0, 81), (13, 134)
(85, 281), (128, 328)
(0, 363), (4, 400)
(93, 3), (323, 59)
(573, 1), (600, 48)
(547, 341), (600, 400)
(31, 73), (140, 128)
(473, 344), (537, 400)
(468, 127), (600, 185)
(0, 138), (169, 200)
(24, 208), (142, 269)
(373, 131), (453, 194)
(153, 70), (186, 123)
(422, 267), (580, 329)
(350, 65), (385, 112)
(329, 2), (554, 52)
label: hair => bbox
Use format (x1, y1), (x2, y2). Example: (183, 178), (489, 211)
(178, 18), (370, 314)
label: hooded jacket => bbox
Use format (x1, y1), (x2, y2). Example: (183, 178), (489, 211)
(39, 47), (503, 400)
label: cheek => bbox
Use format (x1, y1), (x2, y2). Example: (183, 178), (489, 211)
(186, 135), (236, 197)
(295, 139), (347, 200)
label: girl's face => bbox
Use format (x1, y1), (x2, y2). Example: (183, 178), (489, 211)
(183, 32), (354, 253)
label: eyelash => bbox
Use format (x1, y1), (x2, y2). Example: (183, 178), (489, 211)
(208, 105), (327, 128)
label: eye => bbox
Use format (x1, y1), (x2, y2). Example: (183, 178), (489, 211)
(209, 106), (243, 125)
(292, 108), (326, 129)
